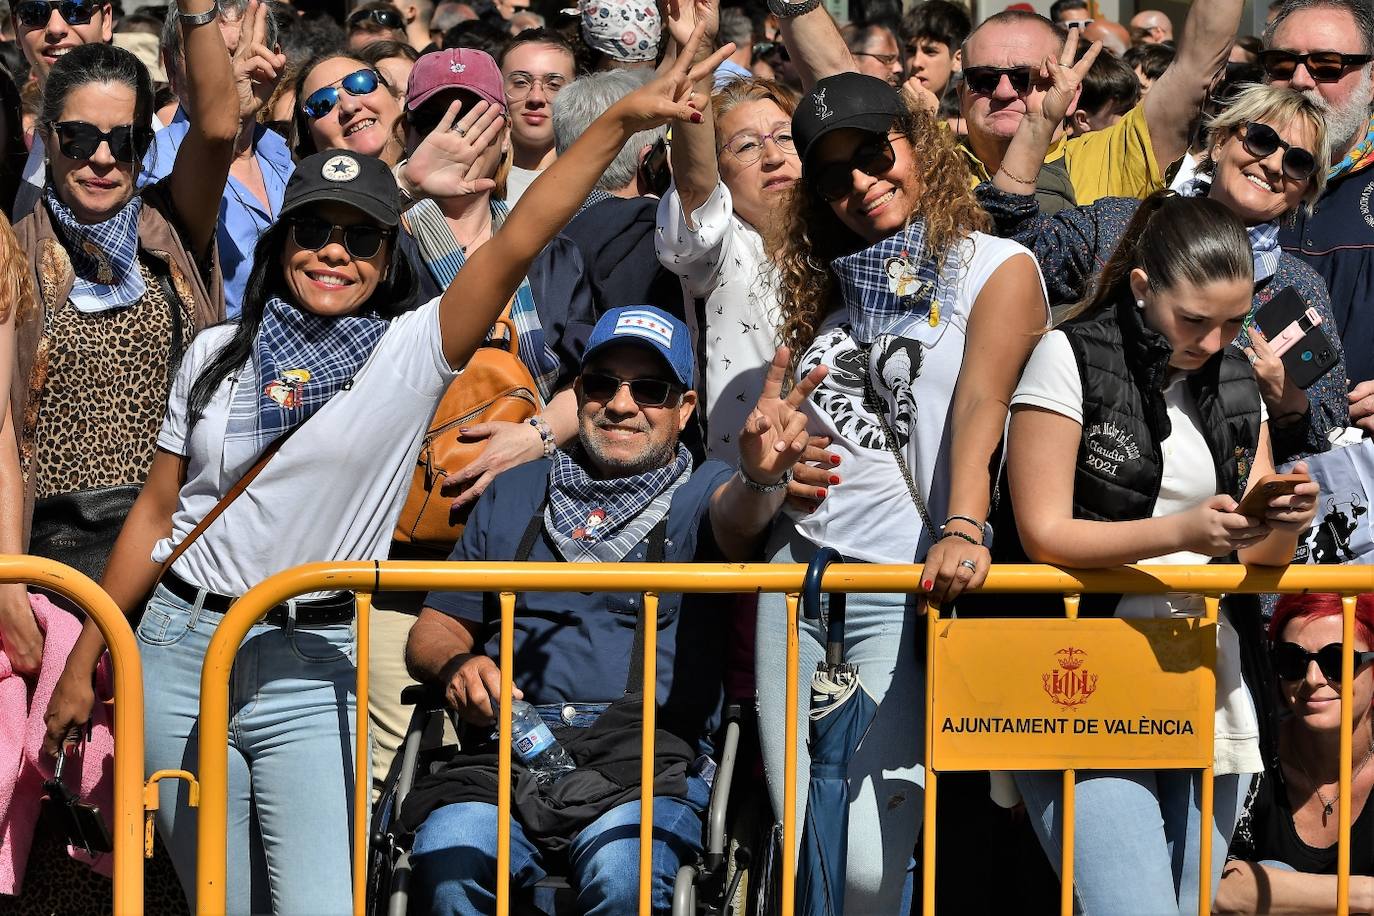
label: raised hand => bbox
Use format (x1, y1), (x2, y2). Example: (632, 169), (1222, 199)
(1036, 26), (1101, 127)
(232, 0), (287, 123)
(664, 0), (719, 55)
(739, 347), (827, 487)
(608, 19), (735, 133)
(402, 100), (504, 200)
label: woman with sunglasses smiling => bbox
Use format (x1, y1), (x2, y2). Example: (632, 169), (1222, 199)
(1217, 593), (1374, 913)
(982, 52), (1347, 468)
(43, 26), (731, 913)
(291, 52), (405, 165)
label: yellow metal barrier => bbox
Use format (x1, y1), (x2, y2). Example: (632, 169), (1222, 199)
(191, 561), (1374, 916)
(0, 556), (145, 915)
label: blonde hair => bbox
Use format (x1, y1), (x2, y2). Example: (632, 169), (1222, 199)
(710, 77), (801, 155)
(774, 96), (987, 369)
(0, 215), (34, 326)
(1199, 84), (1331, 208)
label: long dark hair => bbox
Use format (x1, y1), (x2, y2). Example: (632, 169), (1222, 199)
(289, 53), (397, 161)
(185, 216), (421, 426)
(1061, 192), (1253, 325)
(41, 43), (156, 171)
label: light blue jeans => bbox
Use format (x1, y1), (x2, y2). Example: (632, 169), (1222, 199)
(1015, 769), (1252, 916)
(755, 526), (925, 914)
(137, 582), (357, 915)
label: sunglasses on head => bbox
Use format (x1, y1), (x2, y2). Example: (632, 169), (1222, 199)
(1240, 121), (1317, 181)
(580, 372), (682, 408)
(812, 133), (897, 202)
(289, 217), (391, 260)
(14, 0), (96, 27)
(1272, 641), (1374, 682)
(1260, 48), (1374, 82)
(347, 7), (403, 29)
(50, 120), (144, 162)
(300, 68), (382, 121)
(961, 65), (1048, 96)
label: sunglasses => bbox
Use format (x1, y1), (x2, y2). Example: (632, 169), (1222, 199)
(961, 65), (1049, 96)
(14, 0), (96, 27)
(1260, 48), (1374, 82)
(289, 217), (391, 260)
(1240, 121), (1317, 181)
(813, 133), (897, 202)
(50, 120), (144, 162)
(347, 7), (403, 29)
(754, 40), (790, 63)
(1063, 18), (1094, 28)
(1272, 641), (1374, 682)
(300, 68), (382, 121)
(580, 372), (682, 408)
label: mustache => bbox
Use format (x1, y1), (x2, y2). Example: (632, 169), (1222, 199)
(591, 414), (650, 433)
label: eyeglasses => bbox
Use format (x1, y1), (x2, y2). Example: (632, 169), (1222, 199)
(722, 129), (797, 164)
(813, 133), (898, 202)
(504, 71), (568, 102)
(1272, 641), (1374, 682)
(961, 65), (1050, 96)
(580, 372), (682, 408)
(754, 40), (790, 63)
(854, 51), (901, 67)
(14, 0), (96, 28)
(300, 68), (382, 120)
(347, 7), (403, 29)
(1259, 48), (1374, 82)
(1240, 121), (1317, 181)
(289, 217), (391, 260)
(50, 121), (144, 162)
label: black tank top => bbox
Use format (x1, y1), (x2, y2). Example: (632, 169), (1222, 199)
(1231, 768), (1374, 874)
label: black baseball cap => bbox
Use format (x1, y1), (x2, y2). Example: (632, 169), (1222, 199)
(278, 150), (401, 228)
(792, 72), (905, 176)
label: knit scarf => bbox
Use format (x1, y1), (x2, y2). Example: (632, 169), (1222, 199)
(1328, 111), (1374, 182)
(545, 443), (691, 563)
(44, 187), (146, 314)
(1178, 178), (1281, 285)
(828, 220), (945, 346)
(223, 296), (387, 468)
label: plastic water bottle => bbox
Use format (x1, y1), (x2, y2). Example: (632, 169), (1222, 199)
(504, 700), (576, 784)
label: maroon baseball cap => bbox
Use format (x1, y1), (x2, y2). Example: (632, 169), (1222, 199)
(405, 48), (506, 112)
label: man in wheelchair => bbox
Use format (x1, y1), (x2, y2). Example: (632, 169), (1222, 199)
(401, 306), (823, 914)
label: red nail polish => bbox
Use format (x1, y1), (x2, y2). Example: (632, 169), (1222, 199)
(828, 475), (841, 485)
(815, 487), (827, 499)
(691, 111), (703, 123)
(830, 455), (841, 465)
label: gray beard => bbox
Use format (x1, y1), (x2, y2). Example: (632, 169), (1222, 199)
(1300, 68), (1374, 158)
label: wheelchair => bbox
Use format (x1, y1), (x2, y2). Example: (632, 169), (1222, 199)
(367, 685), (765, 916)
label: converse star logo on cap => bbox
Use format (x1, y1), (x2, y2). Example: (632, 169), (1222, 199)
(322, 154), (360, 182)
(450, 60), (466, 73)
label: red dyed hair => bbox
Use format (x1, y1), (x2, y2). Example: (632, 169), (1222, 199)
(1268, 593), (1374, 647)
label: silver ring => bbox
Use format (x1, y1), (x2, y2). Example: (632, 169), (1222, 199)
(452, 125), (468, 137)
(959, 559), (978, 572)
(1246, 350), (1259, 365)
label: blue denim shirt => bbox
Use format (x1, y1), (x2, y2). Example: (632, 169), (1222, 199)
(140, 110), (293, 317)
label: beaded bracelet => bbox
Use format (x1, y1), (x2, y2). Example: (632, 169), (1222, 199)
(528, 417), (555, 458)
(940, 529), (982, 548)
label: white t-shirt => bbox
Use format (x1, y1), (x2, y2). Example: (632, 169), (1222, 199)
(787, 232), (1044, 565)
(656, 180), (781, 462)
(1011, 329), (1265, 775)
(504, 165), (543, 208)
(151, 298), (457, 596)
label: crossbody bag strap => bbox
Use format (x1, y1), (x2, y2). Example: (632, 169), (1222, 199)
(624, 516), (669, 695)
(859, 347), (939, 543)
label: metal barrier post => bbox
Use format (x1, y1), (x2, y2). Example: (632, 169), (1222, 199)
(497, 591), (516, 916)
(922, 601), (938, 916)
(353, 592), (372, 916)
(782, 591), (800, 916)
(1339, 594), (1357, 916)
(638, 592), (660, 916)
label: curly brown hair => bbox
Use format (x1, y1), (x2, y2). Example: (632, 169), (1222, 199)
(774, 96), (987, 369)
(0, 214), (34, 326)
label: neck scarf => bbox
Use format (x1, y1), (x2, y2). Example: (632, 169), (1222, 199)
(1178, 178), (1282, 285)
(545, 443), (692, 563)
(44, 186), (146, 314)
(828, 220), (945, 346)
(404, 197), (560, 402)
(223, 296), (387, 468)
(1328, 111), (1374, 182)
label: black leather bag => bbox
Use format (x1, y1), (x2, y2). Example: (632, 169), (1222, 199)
(29, 484), (141, 582)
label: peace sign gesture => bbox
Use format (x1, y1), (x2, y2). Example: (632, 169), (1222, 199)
(1035, 26), (1102, 127)
(232, 0), (287, 122)
(608, 18), (735, 133)
(738, 347), (828, 487)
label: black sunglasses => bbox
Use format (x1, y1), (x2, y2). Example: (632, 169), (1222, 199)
(1273, 641), (1374, 682)
(1260, 48), (1374, 83)
(300, 68), (382, 120)
(961, 65), (1048, 96)
(50, 120), (144, 162)
(289, 217), (391, 260)
(347, 6), (403, 29)
(1241, 121), (1317, 182)
(813, 133), (897, 202)
(754, 40), (790, 63)
(14, 0), (96, 27)
(580, 372), (682, 408)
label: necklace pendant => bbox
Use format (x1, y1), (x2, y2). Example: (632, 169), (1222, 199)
(928, 299), (940, 327)
(1325, 801), (1335, 816)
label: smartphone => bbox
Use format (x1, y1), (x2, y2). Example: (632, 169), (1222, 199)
(639, 137), (671, 198)
(42, 739), (112, 856)
(1237, 472), (1311, 519)
(1252, 286), (1339, 389)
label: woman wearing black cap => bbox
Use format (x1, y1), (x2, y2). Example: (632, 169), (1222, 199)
(754, 69), (1050, 909)
(44, 28), (733, 912)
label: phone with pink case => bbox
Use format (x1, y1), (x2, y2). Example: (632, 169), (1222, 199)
(1252, 286), (1339, 390)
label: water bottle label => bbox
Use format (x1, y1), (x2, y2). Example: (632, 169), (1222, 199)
(514, 724), (556, 761)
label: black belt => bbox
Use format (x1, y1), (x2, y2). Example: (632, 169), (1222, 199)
(160, 571), (355, 628)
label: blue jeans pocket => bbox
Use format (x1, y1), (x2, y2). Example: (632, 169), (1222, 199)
(287, 622), (355, 664)
(135, 591), (192, 647)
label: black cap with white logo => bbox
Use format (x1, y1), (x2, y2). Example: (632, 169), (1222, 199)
(278, 150), (401, 228)
(791, 72), (905, 176)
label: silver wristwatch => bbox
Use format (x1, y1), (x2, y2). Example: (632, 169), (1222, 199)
(178, 0), (219, 26)
(765, 0), (821, 18)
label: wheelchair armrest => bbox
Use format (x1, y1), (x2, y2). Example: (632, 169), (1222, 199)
(400, 683), (445, 708)
(704, 715), (741, 869)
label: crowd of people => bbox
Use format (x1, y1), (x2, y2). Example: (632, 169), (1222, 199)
(0, 0), (1370, 910)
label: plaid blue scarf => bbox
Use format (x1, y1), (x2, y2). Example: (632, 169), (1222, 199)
(545, 443), (692, 563)
(829, 220), (944, 346)
(45, 187), (146, 314)
(224, 297), (387, 467)
(404, 197), (559, 402)
(1178, 177), (1281, 285)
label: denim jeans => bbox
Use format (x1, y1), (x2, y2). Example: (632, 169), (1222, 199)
(755, 526), (925, 914)
(1015, 769), (1251, 916)
(138, 582), (357, 915)
(410, 702), (709, 916)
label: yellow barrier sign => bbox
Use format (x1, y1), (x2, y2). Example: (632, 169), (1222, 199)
(930, 617), (1216, 771)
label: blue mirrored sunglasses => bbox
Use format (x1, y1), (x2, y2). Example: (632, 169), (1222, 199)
(300, 68), (381, 121)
